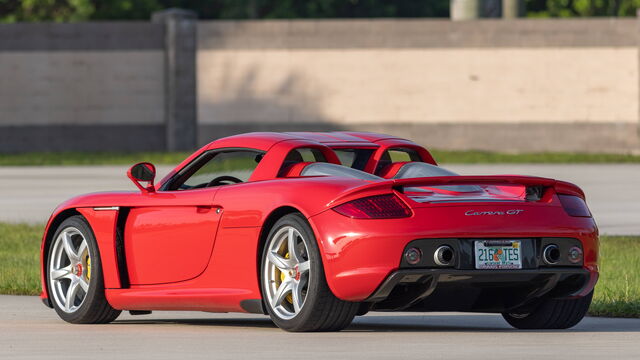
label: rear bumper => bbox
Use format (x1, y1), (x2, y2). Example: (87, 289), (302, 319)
(366, 268), (598, 312)
(309, 203), (598, 302)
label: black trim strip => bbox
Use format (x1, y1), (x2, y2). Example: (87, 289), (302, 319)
(366, 268), (591, 303)
(115, 208), (131, 288)
(41, 297), (53, 309)
(240, 299), (266, 314)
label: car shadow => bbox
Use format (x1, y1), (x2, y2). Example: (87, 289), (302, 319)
(113, 314), (640, 333)
(114, 317), (278, 329)
(346, 314), (640, 333)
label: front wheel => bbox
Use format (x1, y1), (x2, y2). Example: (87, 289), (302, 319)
(260, 213), (359, 332)
(502, 291), (594, 329)
(47, 215), (121, 324)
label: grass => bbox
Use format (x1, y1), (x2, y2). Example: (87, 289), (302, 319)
(1, 150), (640, 166)
(0, 223), (43, 295)
(429, 150), (640, 164)
(0, 152), (191, 166)
(589, 236), (640, 318)
(0, 223), (638, 317)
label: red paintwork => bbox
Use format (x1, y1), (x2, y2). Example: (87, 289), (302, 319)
(377, 161), (412, 178)
(125, 204), (221, 285)
(281, 162), (316, 177)
(40, 132), (599, 313)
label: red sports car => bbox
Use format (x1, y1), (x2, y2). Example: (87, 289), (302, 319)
(40, 132), (598, 332)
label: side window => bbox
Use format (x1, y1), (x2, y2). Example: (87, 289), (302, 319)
(169, 150), (264, 190)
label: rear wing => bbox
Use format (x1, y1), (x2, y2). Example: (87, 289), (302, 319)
(329, 175), (585, 206)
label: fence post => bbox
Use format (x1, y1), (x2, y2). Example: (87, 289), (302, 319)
(502, 0), (524, 18)
(450, 0), (479, 20)
(152, 8), (198, 151)
(450, 0), (502, 20)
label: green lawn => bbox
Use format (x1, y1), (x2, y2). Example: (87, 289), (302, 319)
(588, 236), (640, 318)
(430, 150), (640, 164)
(0, 223), (43, 295)
(0, 152), (191, 166)
(0, 222), (638, 317)
(1, 150), (640, 166)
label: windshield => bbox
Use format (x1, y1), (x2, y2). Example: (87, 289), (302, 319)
(394, 162), (482, 193)
(300, 163), (381, 181)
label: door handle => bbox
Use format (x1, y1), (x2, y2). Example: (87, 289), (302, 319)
(197, 205), (223, 214)
(196, 205), (212, 213)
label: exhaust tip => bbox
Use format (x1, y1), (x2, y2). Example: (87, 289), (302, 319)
(434, 245), (455, 266)
(542, 244), (561, 265)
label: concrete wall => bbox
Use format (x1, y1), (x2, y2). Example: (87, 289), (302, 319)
(1, 18), (639, 153)
(197, 19), (640, 153)
(0, 23), (166, 152)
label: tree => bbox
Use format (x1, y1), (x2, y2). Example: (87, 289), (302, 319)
(0, 0), (450, 22)
(0, 0), (94, 22)
(526, 0), (640, 17)
(1, 0), (639, 22)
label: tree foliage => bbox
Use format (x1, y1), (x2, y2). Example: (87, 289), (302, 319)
(0, 0), (450, 22)
(0, 0), (639, 22)
(526, 0), (640, 17)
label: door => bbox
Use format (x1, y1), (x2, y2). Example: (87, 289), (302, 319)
(124, 148), (265, 285)
(124, 188), (221, 285)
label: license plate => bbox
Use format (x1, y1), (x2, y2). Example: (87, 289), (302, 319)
(474, 240), (522, 269)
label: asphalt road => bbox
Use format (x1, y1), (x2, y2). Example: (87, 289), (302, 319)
(1, 295), (638, 360)
(0, 164), (638, 234)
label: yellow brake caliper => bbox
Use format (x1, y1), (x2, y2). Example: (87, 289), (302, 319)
(280, 252), (293, 304)
(86, 256), (91, 281)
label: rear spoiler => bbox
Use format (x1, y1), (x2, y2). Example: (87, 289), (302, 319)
(329, 175), (585, 206)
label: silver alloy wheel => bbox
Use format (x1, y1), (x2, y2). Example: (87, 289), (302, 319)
(48, 227), (91, 313)
(263, 226), (311, 320)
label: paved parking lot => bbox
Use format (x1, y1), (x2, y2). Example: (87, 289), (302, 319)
(1, 295), (639, 360)
(0, 164), (637, 234)
(1, 166), (638, 358)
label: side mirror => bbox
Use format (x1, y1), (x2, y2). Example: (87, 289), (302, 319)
(127, 162), (156, 193)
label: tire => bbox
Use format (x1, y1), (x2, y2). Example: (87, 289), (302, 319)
(260, 213), (359, 332)
(502, 291), (594, 329)
(47, 215), (121, 324)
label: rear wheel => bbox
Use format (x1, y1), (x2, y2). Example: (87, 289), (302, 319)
(47, 215), (121, 324)
(502, 291), (593, 329)
(260, 213), (359, 332)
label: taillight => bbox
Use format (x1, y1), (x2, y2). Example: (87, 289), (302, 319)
(333, 194), (412, 219)
(558, 194), (591, 217)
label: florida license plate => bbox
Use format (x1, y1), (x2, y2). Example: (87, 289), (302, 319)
(474, 240), (522, 269)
